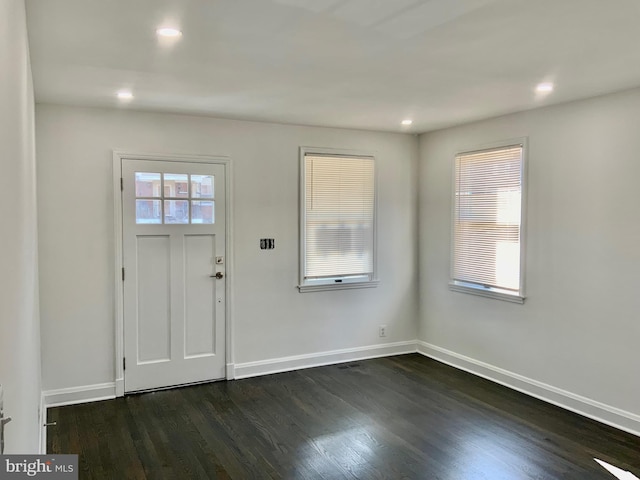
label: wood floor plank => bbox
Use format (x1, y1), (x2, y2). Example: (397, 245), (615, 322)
(47, 354), (640, 479)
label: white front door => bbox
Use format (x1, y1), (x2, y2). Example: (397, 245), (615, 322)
(122, 159), (226, 392)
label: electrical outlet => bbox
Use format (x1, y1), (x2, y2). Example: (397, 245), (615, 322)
(379, 325), (387, 337)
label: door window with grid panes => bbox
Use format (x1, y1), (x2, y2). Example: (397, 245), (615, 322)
(135, 172), (215, 225)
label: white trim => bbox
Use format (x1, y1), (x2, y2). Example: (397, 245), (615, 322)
(112, 150), (235, 395)
(115, 377), (124, 397)
(225, 159), (235, 379)
(448, 282), (525, 304)
(43, 383), (116, 408)
(39, 392), (46, 454)
(298, 146), (379, 292)
(226, 363), (236, 380)
(112, 154), (125, 397)
(234, 341), (416, 379)
(416, 341), (640, 437)
(113, 150), (232, 165)
(298, 280), (380, 293)
(449, 137), (528, 302)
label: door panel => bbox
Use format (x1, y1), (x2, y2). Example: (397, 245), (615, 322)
(122, 159), (226, 392)
(184, 234), (216, 357)
(136, 235), (171, 363)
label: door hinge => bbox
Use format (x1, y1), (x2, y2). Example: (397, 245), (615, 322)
(120, 177), (123, 191)
(122, 267), (125, 281)
(123, 358), (126, 371)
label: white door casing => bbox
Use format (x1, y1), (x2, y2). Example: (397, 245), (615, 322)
(119, 157), (228, 393)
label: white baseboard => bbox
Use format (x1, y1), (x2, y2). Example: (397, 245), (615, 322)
(234, 341), (417, 379)
(40, 342), (639, 439)
(416, 340), (640, 437)
(43, 382), (116, 409)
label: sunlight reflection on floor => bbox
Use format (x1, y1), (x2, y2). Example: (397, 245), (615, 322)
(445, 428), (544, 480)
(298, 426), (377, 477)
(594, 458), (639, 480)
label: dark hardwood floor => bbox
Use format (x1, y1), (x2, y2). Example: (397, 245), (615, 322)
(47, 354), (640, 479)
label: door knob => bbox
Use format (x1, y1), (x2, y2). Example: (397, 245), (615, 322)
(210, 272), (224, 279)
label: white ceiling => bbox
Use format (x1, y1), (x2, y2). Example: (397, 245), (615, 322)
(25, 0), (640, 133)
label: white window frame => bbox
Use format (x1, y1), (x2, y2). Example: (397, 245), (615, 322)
(298, 147), (379, 293)
(449, 138), (528, 304)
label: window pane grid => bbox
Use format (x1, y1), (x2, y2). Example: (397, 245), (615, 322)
(135, 172), (215, 224)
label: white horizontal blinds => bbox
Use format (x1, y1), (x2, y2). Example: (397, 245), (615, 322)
(305, 154), (375, 279)
(453, 145), (523, 291)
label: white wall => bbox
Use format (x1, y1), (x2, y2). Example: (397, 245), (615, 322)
(418, 88), (640, 425)
(36, 105), (418, 391)
(0, 0), (42, 453)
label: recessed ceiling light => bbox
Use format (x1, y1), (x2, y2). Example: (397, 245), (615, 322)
(156, 27), (182, 38)
(117, 90), (133, 100)
(536, 82), (554, 93)
(401, 119), (413, 125)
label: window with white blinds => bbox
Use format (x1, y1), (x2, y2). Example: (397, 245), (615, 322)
(299, 149), (378, 291)
(450, 140), (526, 303)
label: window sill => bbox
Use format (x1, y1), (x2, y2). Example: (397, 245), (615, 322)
(298, 280), (380, 293)
(449, 281), (525, 304)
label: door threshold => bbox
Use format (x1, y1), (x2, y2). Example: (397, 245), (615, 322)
(125, 378), (225, 396)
